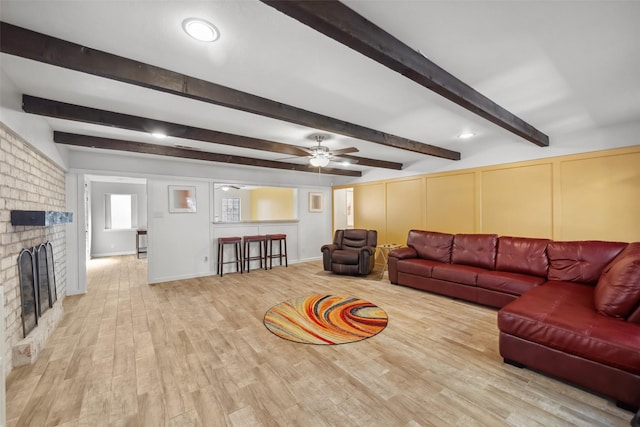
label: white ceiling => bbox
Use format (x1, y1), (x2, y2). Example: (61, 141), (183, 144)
(1, 1), (639, 181)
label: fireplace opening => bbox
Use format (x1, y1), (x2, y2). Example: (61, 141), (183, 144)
(17, 248), (37, 337)
(17, 241), (58, 338)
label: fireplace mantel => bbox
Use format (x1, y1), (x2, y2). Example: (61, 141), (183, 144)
(10, 210), (73, 226)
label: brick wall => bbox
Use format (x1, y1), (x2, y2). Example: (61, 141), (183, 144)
(0, 121), (67, 373)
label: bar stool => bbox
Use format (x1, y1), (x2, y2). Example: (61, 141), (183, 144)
(266, 234), (288, 269)
(217, 237), (243, 276)
(243, 235), (267, 272)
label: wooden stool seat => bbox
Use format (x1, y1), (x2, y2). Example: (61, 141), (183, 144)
(243, 235), (267, 272)
(217, 237), (243, 276)
(266, 234), (288, 269)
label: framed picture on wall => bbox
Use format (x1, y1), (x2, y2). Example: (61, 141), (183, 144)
(169, 185), (197, 213)
(309, 192), (323, 212)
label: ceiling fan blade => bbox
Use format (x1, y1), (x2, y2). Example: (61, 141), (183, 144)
(296, 146), (316, 155)
(332, 156), (359, 164)
(330, 147), (359, 156)
(275, 155), (310, 161)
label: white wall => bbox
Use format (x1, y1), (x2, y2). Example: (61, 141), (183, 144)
(333, 188), (348, 230)
(65, 173), (86, 295)
(0, 69), (67, 168)
(67, 150), (334, 284)
(90, 182), (147, 257)
(297, 187), (333, 262)
(147, 179), (213, 283)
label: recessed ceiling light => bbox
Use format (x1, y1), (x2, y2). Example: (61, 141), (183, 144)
(341, 161), (350, 167)
(151, 132), (167, 139)
(182, 18), (220, 42)
(458, 132), (475, 139)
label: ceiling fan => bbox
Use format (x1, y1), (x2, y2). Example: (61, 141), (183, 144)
(216, 184), (243, 191)
(301, 135), (359, 167)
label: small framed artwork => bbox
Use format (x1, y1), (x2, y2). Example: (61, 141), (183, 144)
(169, 185), (197, 213)
(309, 192), (323, 212)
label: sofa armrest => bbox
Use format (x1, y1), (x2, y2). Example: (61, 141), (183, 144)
(388, 247), (416, 284)
(389, 247), (417, 260)
(321, 243), (338, 271)
(358, 246), (376, 275)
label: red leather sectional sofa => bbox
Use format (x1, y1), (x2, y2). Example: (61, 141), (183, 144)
(388, 230), (640, 410)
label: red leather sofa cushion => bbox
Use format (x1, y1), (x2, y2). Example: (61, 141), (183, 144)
(498, 281), (640, 375)
(432, 263), (486, 286)
(547, 240), (627, 284)
(396, 258), (438, 277)
(477, 271), (546, 296)
(407, 230), (454, 263)
(594, 242), (640, 319)
(451, 234), (498, 270)
(496, 236), (550, 277)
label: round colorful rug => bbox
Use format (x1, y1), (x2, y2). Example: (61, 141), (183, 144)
(263, 294), (388, 344)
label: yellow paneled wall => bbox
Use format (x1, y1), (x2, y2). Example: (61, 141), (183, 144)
(250, 187), (294, 221)
(426, 172), (476, 234)
(353, 182), (386, 244)
(558, 151), (640, 241)
(481, 164), (553, 238)
(386, 178), (426, 245)
(334, 146), (640, 243)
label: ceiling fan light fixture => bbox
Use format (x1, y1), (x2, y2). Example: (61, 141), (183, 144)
(310, 155), (330, 168)
(182, 18), (220, 42)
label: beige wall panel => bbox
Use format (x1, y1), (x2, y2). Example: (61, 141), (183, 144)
(481, 164), (553, 238)
(354, 183), (386, 244)
(250, 187), (294, 220)
(386, 178), (426, 245)
(559, 152), (640, 241)
(426, 173), (476, 233)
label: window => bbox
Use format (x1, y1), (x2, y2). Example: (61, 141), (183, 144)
(222, 198), (241, 222)
(105, 194), (136, 229)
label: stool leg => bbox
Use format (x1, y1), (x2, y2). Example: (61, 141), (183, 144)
(218, 243), (224, 277)
(244, 241), (250, 273)
(236, 242), (243, 274)
(263, 241), (268, 270)
(283, 238), (288, 267)
(269, 240), (273, 269)
(278, 240), (283, 266)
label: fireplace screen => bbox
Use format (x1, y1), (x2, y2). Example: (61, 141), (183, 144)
(17, 241), (58, 338)
(36, 243), (51, 317)
(46, 241), (57, 306)
(18, 248), (38, 337)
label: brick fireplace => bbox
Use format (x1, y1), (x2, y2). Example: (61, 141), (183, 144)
(0, 122), (68, 373)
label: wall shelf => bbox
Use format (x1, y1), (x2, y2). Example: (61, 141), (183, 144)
(10, 210), (73, 226)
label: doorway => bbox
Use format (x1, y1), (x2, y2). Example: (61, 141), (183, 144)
(333, 188), (354, 231)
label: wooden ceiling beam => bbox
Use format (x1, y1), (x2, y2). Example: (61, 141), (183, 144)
(1, 21), (460, 160)
(338, 154), (402, 170)
(23, 95), (307, 157)
(54, 132), (362, 177)
(260, 1), (549, 148)
(23, 95), (402, 170)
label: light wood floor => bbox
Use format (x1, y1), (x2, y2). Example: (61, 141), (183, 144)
(5, 256), (633, 426)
